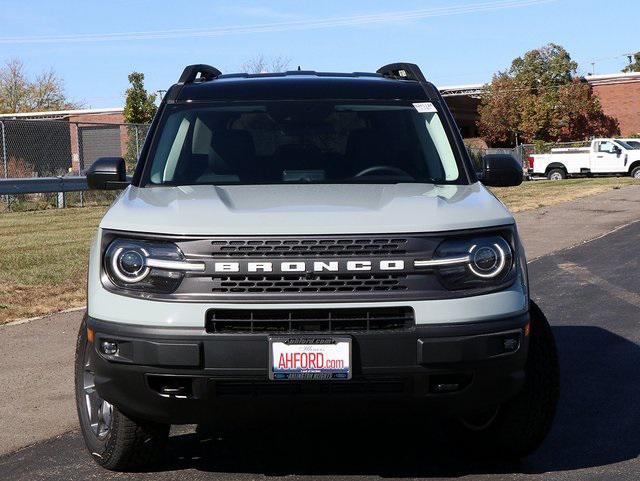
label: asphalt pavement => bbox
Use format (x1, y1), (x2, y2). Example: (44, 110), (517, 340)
(1, 186), (639, 480)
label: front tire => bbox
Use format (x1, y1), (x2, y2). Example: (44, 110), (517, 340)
(74, 315), (169, 471)
(455, 301), (559, 459)
(546, 168), (566, 180)
(631, 166), (640, 179)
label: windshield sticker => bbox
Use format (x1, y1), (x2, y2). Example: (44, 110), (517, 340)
(413, 102), (437, 113)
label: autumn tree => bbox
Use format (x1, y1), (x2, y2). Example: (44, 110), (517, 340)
(478, 44), (619, 146)
(622, 52), (640, 73)
(241, 55), (291, 74)
(28, 69), (73, 111)
(0, 58), (78, 113)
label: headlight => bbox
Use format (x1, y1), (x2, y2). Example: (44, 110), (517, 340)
(467, 238), (510, 278)
(103, 238), (204, 294)
(110, 246), (149, 283)
(422, 234), (516, 291)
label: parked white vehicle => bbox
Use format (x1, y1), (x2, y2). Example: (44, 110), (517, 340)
(530, 138), (640, 180)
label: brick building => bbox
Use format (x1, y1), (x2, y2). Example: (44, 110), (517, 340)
(587, 72), (640, 136)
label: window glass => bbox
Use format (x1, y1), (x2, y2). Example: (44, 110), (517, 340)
(146, 102), (462, 186)
(598, 141), (615, 153)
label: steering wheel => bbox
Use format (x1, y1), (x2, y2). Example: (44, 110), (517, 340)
(354, 165), (412, 178)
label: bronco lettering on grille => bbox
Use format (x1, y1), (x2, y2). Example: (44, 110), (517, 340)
(213, 260), (405, 273)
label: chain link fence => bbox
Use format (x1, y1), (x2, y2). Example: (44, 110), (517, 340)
(524, 141), (592, 154)
(0, 119), (149, 211)
(467, 145), (526, 173)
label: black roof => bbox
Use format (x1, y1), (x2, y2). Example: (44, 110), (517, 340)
(172, 71), (431, 103)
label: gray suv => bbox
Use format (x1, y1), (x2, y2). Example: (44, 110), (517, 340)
(76, 63), (559, 470)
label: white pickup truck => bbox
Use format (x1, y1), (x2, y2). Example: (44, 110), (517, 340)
(530, 138), (640, 180)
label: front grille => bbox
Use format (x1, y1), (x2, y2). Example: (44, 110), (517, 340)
(206, 307), (415, 334)
(173, 233), (446, 302)
(211, 274), (408, 294)
(210, 237), (408, 258)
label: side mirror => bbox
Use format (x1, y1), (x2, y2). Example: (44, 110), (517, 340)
(481, 154), (523, 187)
(86, 157), (128, 190)
(614, 146), (622, 156)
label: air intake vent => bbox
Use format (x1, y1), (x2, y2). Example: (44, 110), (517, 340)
(206, 307), (415, 334)
(210, 237), (408, 258)
(213, 379), (407, 396)
(211, 274), (408, 294)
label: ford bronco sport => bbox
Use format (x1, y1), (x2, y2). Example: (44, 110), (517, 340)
(76, 63), (559, 470)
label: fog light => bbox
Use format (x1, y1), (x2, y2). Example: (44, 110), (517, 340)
(503, 336), (520, 352)
(432, 382), (461, 393)
(101, 341), (118, 356)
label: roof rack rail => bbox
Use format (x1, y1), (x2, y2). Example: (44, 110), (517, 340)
(178, 64), (222, 84)
(377, 63), (426, 83)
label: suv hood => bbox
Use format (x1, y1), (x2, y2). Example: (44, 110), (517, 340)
(100, 183), (513, 235)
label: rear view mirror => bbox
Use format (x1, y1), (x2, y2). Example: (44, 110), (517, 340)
(86, 157), (128, 190)
(481, 154), (523, 187)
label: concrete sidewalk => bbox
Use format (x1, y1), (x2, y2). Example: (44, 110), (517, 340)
(1, 184), (639, 455)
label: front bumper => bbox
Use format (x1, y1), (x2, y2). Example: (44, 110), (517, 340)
(87, 312), (529, 425)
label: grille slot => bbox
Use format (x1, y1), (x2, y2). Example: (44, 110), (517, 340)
(213, 379), (407, 396)
(211, 274), (408, 294)
(206, 307), (415, 334)
(210, 238), (408, 258)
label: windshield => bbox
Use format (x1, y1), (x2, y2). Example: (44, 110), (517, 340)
(623, 140), (640, 149)
(144, 101), (462, 186)
(615, 140), (636, 150)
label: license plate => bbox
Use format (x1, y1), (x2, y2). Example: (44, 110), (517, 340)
(269, 337), (352, 380)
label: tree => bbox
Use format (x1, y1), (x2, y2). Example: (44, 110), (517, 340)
(28, 69), (75, 111)
(123, 72), (157, 124)
(122, 72), (157, 168)
(622, 52), (640, 73)
(478, 44), (619, 146)
(241, 54), (291, 74)
(550, 80), (619, 140)
(0, 58), (29, 113)
(0, 58), (79, 113)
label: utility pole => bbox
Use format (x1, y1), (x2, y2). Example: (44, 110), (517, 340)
(156, 89), (167, 101)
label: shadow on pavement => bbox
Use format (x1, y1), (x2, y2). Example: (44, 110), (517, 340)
(146, 325), (640, 478)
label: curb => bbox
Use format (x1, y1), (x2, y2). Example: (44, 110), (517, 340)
(4, 306), (86, 327)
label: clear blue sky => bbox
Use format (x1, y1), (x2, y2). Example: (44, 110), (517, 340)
(0, 0), (638, 108)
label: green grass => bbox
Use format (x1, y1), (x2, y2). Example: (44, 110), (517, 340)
(0, 206), (107, 323)
(0, 177), (638, 323)
(491, 177), (640, 212)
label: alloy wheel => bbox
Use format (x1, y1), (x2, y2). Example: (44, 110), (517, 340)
(82, 343), (113, 439)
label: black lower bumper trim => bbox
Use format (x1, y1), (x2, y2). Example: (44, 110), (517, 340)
(87, 311), (529, 424)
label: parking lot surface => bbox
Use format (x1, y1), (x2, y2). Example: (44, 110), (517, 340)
(1, 217), (639, 480)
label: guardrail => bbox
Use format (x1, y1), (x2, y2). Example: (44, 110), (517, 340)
(0, 176), (92, 209)
(0, 176), (88, 195)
